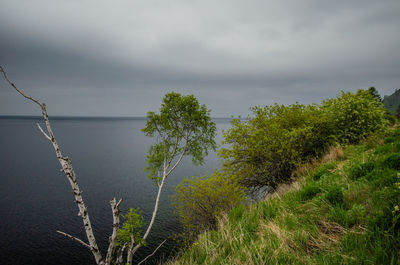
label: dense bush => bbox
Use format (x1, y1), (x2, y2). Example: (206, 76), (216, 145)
(219, 103), (334, 193)
(171, 170), (245, 242)
(321, 90), (389, 144)
(218, 89), (390, 193)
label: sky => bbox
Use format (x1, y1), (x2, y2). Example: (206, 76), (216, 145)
(0, 0), (399, 117)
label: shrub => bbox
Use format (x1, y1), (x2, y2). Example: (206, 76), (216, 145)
(220, 103), (333, 193)
(171, 170), (245, 242)
(325, 186), (344, 206)
(321, 89), (389, 144)
(219, 89), (389, 195)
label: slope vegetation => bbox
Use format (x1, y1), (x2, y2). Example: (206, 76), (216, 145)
(168, 127), (400, 265)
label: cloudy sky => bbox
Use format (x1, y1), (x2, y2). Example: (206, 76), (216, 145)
(0, 0), (399, 117)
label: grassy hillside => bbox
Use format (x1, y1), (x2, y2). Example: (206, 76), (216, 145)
(167, 127), (400, 265)
(383, 89), (400, 113)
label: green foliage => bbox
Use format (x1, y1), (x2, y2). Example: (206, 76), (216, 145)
(219, 89), (389, 194)
(171, 170), (245, 242)
(368, 86), (382, 102)
(325, 186), (344, 206)
(168, 127), (400, 265)
(117, 208), (145, 247)
(220, 103), (333, 193)
(321, 89), (389, 144)
(142, 92), (217, 182)
(384, 108), (397, 125)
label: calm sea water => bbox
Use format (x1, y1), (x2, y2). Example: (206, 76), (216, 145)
(0, 116), (231, 265)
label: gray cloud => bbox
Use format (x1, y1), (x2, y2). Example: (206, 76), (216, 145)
(1, 0), (399, 117)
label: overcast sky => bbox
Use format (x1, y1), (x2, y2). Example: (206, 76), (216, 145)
(0, 0), (399, 117)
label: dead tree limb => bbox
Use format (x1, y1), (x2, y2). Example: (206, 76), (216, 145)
(0, 66), (124, 265)
(137, 239), (167, 265)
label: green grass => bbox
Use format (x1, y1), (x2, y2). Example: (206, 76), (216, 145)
(167, 127), (400, 265)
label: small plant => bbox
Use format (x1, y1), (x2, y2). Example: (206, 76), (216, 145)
(325, 186), (344, 206)
(118, 208), (145, 247)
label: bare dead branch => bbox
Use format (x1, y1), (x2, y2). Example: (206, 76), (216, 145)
(36, 123), (51, 141)
(1, 66), (104, 264)
(0, 66), (43, 108)
(137, 239), (167, 265)
(56, 230), (91, 250)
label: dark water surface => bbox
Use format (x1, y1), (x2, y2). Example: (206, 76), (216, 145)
(0, 116), (231, 265)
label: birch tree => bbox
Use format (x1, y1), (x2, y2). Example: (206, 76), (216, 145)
(125, 92), (217, 263)
(0, 67), (216, 264)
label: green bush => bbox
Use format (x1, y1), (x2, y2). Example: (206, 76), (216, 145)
(171, 170), (245, 241)
(220, 103), (334, 193)
(325, 186), (344, 206)
(321, 89), (389, 144)
(219, 89), (389, 194)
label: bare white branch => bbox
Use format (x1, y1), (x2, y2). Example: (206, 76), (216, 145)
(56, 230), (91, 250)
(137, 239), (167, 265)
(36, 123), (51, 141)
(0, 66), (43, 108)
(1, 66), (104, 264)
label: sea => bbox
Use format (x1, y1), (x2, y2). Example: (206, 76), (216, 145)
(0, 116), (231, 265)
